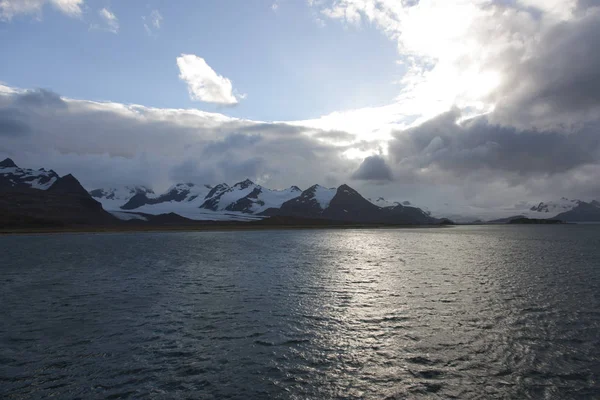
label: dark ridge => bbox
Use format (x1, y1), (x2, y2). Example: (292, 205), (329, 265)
(48, 174), (91, 197)
(247, 187), (262, 199)
(205, 183), (229, 200)
(0, 158), (17, 168)
(486, 215), (526, 224)
(121, 193), (150, 210)
(225, 187), (264, 213)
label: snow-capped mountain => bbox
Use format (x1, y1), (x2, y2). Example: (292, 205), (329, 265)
(368, 197), (401, 208)
(268, 184), (337, 218)
(91, 179), (304, 222)
(269, 184), (438, 224)
(529, 198), (582, 214)
(200, 180), (302, 214)
(119, 182), (212, 210)
(88, 178), (438, 224)
(0, 158), (59, 190)
(90, 185), (155, 211)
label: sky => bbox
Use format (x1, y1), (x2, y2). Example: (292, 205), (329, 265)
(1, 0), (600, 219)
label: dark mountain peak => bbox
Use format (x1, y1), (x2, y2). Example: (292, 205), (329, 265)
(402, 201), (411, 206)
(290, 185), (301, 192)
(337, 184), (360, 195)
(233, 179), (255, 189)
(48, 174), (90, 197)
(0, 158), (17, 168)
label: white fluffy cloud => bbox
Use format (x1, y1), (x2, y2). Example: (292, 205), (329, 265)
(306, 0), (594, 138)
(176, 54), (242, 105)
(96, 8), (118, 34)
(0, 0), (83, 20)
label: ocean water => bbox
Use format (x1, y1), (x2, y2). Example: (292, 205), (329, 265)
(1, 226), (599, 399)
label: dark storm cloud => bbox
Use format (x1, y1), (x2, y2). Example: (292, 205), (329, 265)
(577, 0), (600, 11)
(493, 8), (600, 129)
(0, 109), (31, 136)
(389, 109), (600, 177)
(351, 155), (393, 181)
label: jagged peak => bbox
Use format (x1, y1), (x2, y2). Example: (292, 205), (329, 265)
(233, 178), (255, 189)
(0, 158), (17, 168)
(290, 185), (301, 192)
(306, 184), (325, 192)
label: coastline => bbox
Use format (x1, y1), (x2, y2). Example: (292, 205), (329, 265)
(0, 222), (452, 235)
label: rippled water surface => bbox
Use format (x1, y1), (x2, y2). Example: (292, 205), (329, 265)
(1, 226), (600, 399)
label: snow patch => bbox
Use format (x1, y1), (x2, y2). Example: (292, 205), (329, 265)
(312, 185), (336, 209)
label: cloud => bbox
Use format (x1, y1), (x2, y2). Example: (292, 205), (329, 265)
(13, 88), (67, 108)
(351, 155), (393, 181)
(313, 130), (357, 142)
(0, 0), (83, 20)
(143, 9), (162, 36)
(93, 8), (118, 34)
(0, 109), (31, 136)
(395, 109), (599, 173)
(306, 0), (600, 138)
(176, 54), (242, 105)
(0, 85), (356, 191)
(490, 7), (600, 130)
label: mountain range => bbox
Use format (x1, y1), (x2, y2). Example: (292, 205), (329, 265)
(0, 158), (441, 228)
(90, 176), (437, 224)
(2, 158), (600, 228)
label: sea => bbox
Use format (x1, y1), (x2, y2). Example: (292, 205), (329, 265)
(1, 225), (599, 399)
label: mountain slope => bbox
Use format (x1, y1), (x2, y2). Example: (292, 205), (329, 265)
(0, 160), (116, 227)
(273, 184), (438, 224)
(121, 183), (212, 210)
(90, 186), (155, 210)
(270, 184), (337, 218)
(555, 201), (600, 222)
(0, 158), (59, 190)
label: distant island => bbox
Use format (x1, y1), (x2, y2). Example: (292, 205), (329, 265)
(508, 217), (564, 224)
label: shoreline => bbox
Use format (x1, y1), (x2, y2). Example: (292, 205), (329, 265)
(0, 223), (452, 235)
